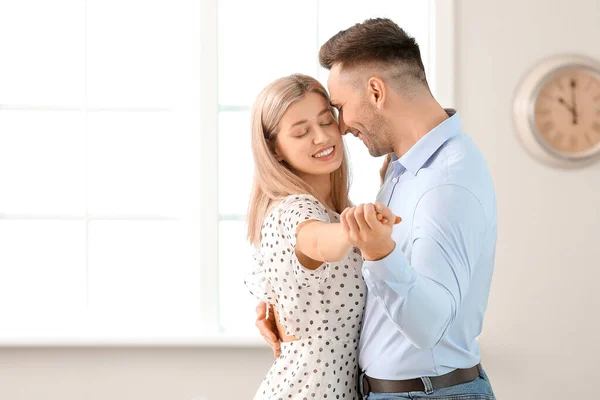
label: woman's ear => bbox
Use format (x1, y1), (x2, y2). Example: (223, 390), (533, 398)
(273, 146), (284, 162)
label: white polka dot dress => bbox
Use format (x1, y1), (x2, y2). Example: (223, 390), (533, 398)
(245, 194), (366, 400)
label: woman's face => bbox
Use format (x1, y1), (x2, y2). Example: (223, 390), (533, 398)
(275, 92), (344, 179)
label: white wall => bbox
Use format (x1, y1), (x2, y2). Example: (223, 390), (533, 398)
(456, 0), (600, 398)
(1, 1), (599, 399)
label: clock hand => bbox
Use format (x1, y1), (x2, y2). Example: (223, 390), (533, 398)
(570, 78), (578, 125)
(558, 97), (575, 114)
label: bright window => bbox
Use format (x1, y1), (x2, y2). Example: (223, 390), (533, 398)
(0, 0), (453, 345)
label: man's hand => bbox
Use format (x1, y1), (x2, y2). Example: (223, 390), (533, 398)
(379, 153), (392, 186)
(255, 302), (281, 358)
(341, 203), (401, 261)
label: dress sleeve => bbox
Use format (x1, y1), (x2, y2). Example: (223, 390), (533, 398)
(244, 248), (276, 304)
(278, 194), (331, 287)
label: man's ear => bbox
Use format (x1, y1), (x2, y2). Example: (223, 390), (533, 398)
(367, 77), (386, 109)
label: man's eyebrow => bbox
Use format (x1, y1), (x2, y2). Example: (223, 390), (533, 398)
(290, 109), (331, 128)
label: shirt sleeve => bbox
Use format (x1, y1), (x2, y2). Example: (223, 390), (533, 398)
(362, 184), (488, 349)
(278, 194), (331, 287)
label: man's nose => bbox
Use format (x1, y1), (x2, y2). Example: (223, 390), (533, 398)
(338, 117), (349, 135)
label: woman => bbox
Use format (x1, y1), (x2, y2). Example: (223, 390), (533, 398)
(245, 74), (398, 400)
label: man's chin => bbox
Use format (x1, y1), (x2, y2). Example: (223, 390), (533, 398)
(367, 146), (384, 158)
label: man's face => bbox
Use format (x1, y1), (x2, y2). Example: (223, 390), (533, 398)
(327, 64), (393, 158)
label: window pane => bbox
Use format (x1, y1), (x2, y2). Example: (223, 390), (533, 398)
(0, 1), (85, 106)
(218, 0), (319, 107)
(87, 0), (198, 108)
(87, 220), (202, 339)
(0, 220), (86, 339)
(218, 220), (261, 335)
(218, 111), (254, 216)
(87, 111), (199, 217)
(345, 138), (386, 205)
(0, 111), (86, 215)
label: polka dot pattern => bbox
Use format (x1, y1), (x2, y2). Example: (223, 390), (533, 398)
(245, 194), (366, 399)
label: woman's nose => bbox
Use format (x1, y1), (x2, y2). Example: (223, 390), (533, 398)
(313, 126), (329, 143)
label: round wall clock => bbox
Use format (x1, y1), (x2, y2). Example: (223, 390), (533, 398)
(513, 54), (600, 168)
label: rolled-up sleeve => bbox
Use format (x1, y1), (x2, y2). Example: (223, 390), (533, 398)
(362, 184), (488, 349)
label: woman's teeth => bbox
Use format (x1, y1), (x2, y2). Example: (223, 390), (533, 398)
(313, 146), (334, 158)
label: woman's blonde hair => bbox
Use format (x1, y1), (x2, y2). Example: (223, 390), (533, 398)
(247, 74), (351, 247)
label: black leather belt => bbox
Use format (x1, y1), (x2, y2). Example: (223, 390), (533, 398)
(362, 364), (481, 394)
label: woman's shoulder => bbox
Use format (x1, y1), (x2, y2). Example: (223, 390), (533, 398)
(278, 193), (330, 217)
(262, 194), (331, 231)
(279, 193), (322, 207)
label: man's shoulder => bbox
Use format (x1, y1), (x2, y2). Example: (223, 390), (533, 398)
(419, 135), (496, 214)
(433, 133), (493, 185)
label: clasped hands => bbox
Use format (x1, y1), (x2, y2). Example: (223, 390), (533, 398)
(340, 202), (401, 262)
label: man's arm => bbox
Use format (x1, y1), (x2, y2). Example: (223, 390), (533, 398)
(345, 185), (488, 349)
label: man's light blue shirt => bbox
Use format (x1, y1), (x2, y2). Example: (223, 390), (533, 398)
(358, 110), (497, 379)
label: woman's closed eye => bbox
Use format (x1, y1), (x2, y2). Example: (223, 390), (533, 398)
(295, 129), (309, 138)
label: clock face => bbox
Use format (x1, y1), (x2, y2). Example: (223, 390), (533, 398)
(533, 67), (600, 157)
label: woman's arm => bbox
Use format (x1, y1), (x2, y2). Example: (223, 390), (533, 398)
(295, 220), (352, 265)
(295, 208), (399, 267)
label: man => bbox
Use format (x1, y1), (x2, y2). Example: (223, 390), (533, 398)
(257, 18), (497, 399)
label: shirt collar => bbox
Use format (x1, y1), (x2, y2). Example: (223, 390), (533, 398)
(391, 109), (461, 176)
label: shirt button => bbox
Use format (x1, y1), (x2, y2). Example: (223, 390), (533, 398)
(392, 177), (398, 183)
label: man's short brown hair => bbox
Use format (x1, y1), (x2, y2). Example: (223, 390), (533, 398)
(319, 18), (428, 89)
